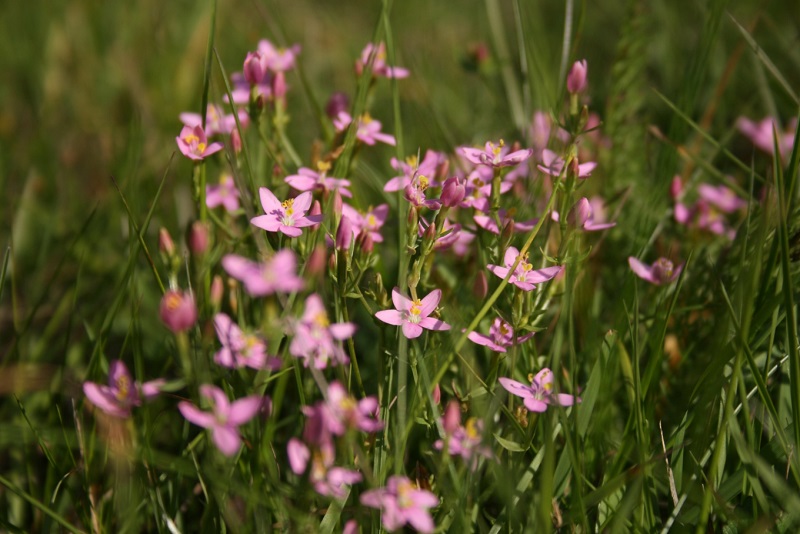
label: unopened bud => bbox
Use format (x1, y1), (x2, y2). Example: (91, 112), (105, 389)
(159, 228), (175, 257)
(230, 127), (242, 154)
(567, 198), (591, 228)
(325, 91), (350, 119)
(473, 270), (488, 299)
(332, 190), (343, 219)
(306, 244), (327, 278)
(440, 176), (466, 208)
(357, 231), (374, 254)
(432, 383), (441, 405)
(670, 176), (684, 200)
(309, 200), (323, 230)
(272, 71), (287, 103)
(566, 59), (587, 94)
(243, 51), (265, 85)
(336, 215), (354, 251)
(210, 275), (224, 308)
(159, 290), (197, 333)
(500, 219), (515, 248)
(188, 221), (210, 256)
(443, 400), (461, 434)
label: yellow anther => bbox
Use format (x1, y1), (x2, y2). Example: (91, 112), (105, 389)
(281, 199), (295, 215)
(418, 175), (429, 190)
(183, 134), (199, 144)
(317, 160), (331, 173)
(361, 113), (373, 124)
(405, 155), (418, 167)
(116, 375), (130, 401)
(197, 142), (207, 153)
(465, 417), (480, 439)
(367, 214), (377, 227)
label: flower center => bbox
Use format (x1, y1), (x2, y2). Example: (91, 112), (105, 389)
(417, 175), (429, 191)
(396, 480), (415, 509)
(183, 134), (199, 145)
(407, 299), (423, 324)
(367, 214), (377, 228)
(314, 312), (330, 329)
(317, 160), (331, 174)
(197, 142), (207, 153)
(115, 375), (130, 401)
(465, 417), (480, 439)
(165, 293), (183, 311)
(282, 199), (295, 216)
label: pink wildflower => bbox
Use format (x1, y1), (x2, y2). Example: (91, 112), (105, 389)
(538, 149), (596, 179)
(628, 257), (683, 285)
(375, 288), (451, 339)
(434, 407), (493, 466)
(403, 176), (442, 211)
(737, 116), (796, 158)
(333, 112), (396, 146)
(356, 42), (410, 79)
(251, 189), (323, 237)
(206, 174), (240, 212)
(341, 203), (389, 243)
(213, 313), (280, 370)
(221, 250), (305, 296)
(180, 104), (247, 137)
(554, 197), (616, 231)
(83, 360), (163, 418)
(290, 294), (356, 368)
(566, 59), (588, 94)
(459, 140), (533, 168)
(285, 164), (352, 198)
(360, 476), (439, 533)
(499, 368), (578, 412)
(176, 125), (224, 161)
(159, 290), (197, 332)
(258, 39), (301, 72)
(474, 209), (537, 235)
(286, 438), (362, 499)
(487, 247), (562, 291)
(178, 385), (264, 456)
(324, 381), (384, 435)
(385, 150), (446, 192)
(467, 317), (535, 353)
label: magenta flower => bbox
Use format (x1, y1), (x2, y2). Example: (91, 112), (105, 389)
(206, 174), (240, 212)
(213, 313), (280, 370)
(258, 39), (301, 72)
(474, 209), (537, 235)
(434, 411), (493, 466)
(286, 438), (362, 498)
(160, 290), (197, 332)
(499, 368), (578, 413)
(360, 476), (439, 533)
(737, 116), (796, 158)
(459, 172), (512, 212)
(83, 360), (163, 418)
(285, 165), (352, 198)
(180, 104), (247, 137)
(460, 140), (533, 168)
(538, 149), (596, 179)
(176, 125), (224, 161)
(566, 59), (588, 94)
(628, 257), (683, 285)
(290, 294), (357, 368)
(440, 176), (466, 208)
(178, 385), (263, 457)
(487, 247), (562, 291)
(342, 203), (389, 243)
(324, 381), (384, 435)
(385, 150), (446, 192)
(403, 177), (442, 211)
(333, 112), (396, 146)
(555, 197), (616, 231)
(697, 184), (747, 213)
(251, 188), (323, 237)
(467, 318), (535, 353)
(221, 250), (305, 296)
(375, 288), (451, 339)
(356, 42), (410, 79)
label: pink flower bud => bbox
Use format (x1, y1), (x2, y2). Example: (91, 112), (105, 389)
(309, 200), (323, 230)
(159, 228), (175, 256)
(567, 198), (591, 228)
(243, 51), (265, 85)
(230, 127), (242, 154)
(336, 215), (354, 251)
(272, 71), (287, 103)
(443, 400), (461, 434)
(325, 91), (350, 119)
(440, 176), (466, 208)
(670, 176), (684, 200)
(567, 59), (587, 94)
(424, 222), (437, 242)
(357, 231), (374, 254)
(332, 190), (343, 219)
(188, 221), (210, 256)
(473, 270), (488, 299)
(432, 383), (441, 405)
(160, 290), (197, 333)
(306, 244), (327, 278)
(210, 275), (224, 308)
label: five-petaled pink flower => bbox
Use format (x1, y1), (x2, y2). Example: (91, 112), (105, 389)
(537, 149), (596, 179)
(290, 294), (357, 368)
(356, 42), (410, 79)
(499, 368), (578, 412)
(375, 288), (451, 339)
(360, 475), (439, 533)
(487, 247), (562, 291)
(468, 317), (535, 353)
(324, 381), (384, 435)
(251, 188), (323, 237)
(176, 125), (224, 161)
(333, 112), (396, 146)
(342, 203), (389, 243)
(258, 39), (301, 72)
(285, 163), (352, 198)
(556, 197), (616, 231)
(83, 360), (164, 418)
(628, 257), (683, 285)
(222, 250), (305, 296)
(434, 403), (493, 466)
(178, 385), (263, 457)
(213, 313), (281, 370)
(206, 175), (240, 212)
(460, 140), (533, 168)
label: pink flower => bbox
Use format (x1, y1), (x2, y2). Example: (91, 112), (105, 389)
(459, 140), (533, 168)
(697, 184), (747, 213)
(180, 104), (247, 137)
(206, 175), (240, 212)
(160, 290), (197, 332)
(83, 360), (163, 418)
(628, 257), (683, 285)
(342, 203), (389, 243)
(566, 59), (588, 94)
(176, 125), (224, 161)
(538, 149), (596, 179)
(250, 189), (323, 237)
(258, 40), (301, 72)
(213, 313), (281, 370)
(221, 250), (305, 296)
(403, 176), (442, 211)
(440, 176), (466, 208)
(459, 172), (512, 212)
(418, 217), (464, 250)
(555, 197), (616, 231)
(324, 381), (384, 435)
(285, 165), (352, 198)
(434, 408), (493, 466)
(356, 42), (410, 79)
(474, 209), (537, 235)
(385, 150), (446, 192)
(333, 112), (396, 146)
(178, 385), (263, 456)
(286, 438), (362, 498)
(467, 318), (535, 353)
(360, 476), (439, 533)
(499, 368), (578, 412)
(290, 294), (356, 368)
(487, 247), (562, 291)
(375, 288), (451, 339)
(737, 116), (796, 158)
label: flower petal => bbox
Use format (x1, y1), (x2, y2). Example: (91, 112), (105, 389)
(178, 401), (215, 428)
(213, 425), (242, 456)
(418, 289), (442, 316)
(228, 396), (263, 426)
(375, 310), (404, 326)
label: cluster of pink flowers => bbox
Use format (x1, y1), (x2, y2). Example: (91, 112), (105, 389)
(671, 176), (747, 240)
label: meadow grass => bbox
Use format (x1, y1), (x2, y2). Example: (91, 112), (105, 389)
(1, 0), (799, 532)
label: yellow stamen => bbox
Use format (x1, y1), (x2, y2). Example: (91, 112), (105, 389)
(465, 417), (480, 439)
(116, 375), (130, 401)
(418, 175), (429, 191)
(281, 199), (295, 216)
(183, 134), (199, 144)
(317, 161), (331, 173)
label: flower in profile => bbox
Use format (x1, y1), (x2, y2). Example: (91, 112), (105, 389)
(468, 318), (535, 353)
(499, 368), (578, 412)
(360, 475), (439, 533)
(290, 294), (356, 368)
(459, 140), (533, 168)
(178, 385), (264, 456)
(356, 42), (410, 79)
(285, 162), (352, 198)
(206, 174), (240, 212)
(83, 360), (164, 418)
(160, 290), (197, 332)
(487, 247), (562, 291)
(251, 188), (323, 237)
(538, 149), (596, 179)
(628, 257), (683, 285)
(333, 112), (396, 146)
(176, 125), (224, 161)
(403, 175), (442, 211)
(222, 250), (305, 296)
(566, 59), (588, 94)
(342, 203), (389, 243)
(556, 197), (616, 231)
(375, 288), (451, 339)
(385, 150), (447, 192)
(213, 313), (281, 370)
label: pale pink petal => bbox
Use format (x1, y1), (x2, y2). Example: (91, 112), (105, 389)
(391, 288), (413, 311)
(279, 225), (303, 238)
(375, 310), (404, 326)
(405, 509), (435, 533)
(526, 265), (563, 284)
(83, 383), (127, 418)
(251, 214), (281, 232)
(228, 396), (264, 426)
(628, 257), (656, 284)
(200, 385), (230, 416)
(419, 317), (450, 331)
(140, 379), (166, 399)
(293, 191), (313, 213)
(418, 289), (442, 316)
(402, 322), (424, 339)
(287, 438), (310, 474)
(524, 398), (549, 412)
(329, 323), (357, 339)
(498, 377), (534, 399)
(556, 393), (577, 407)
(178, 401), (215, 428)
(259, 187), (282, 213)
(487, 265), (510, 279)
(213, 426), (242, 456)
(503, 247), (521, 267)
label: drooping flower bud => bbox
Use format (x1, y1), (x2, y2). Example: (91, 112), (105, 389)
(566, 59), (588, 94)
(336, 215), (354, 251)
(473, 270), (488, 300)
(159, 227), (175, 257)
(159, 290), (197, 333)
(443, 400), (461, 435)
(440, 176), (466, 208)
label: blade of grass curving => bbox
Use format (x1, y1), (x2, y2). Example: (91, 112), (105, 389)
(0, 473), (86, 534)
(199, 0), (217, 131)
(485, 0), (525, 131)
(729, 14), (800, 105)
(556, 0), (574, 90)
(0, 245), (9, 305)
